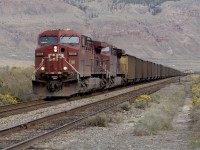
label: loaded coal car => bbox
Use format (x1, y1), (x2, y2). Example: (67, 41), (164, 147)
(119, 54), (137, 84)
(157, 64), (161, 79)
(155, 63), (158, 79)
(151, 62), (155, 80)
(119, 54), (145, 84)
(142, 60), (148, 81)
(135, 58), (143, 82)
(162, 66), (167, 78)
(160, 65), (165, 79)
(147, 61), (152, 80)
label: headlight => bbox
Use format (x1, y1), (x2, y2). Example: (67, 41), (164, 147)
(54, 46), (58, 52)
(63, 67), (68, 70)
(41, 67), (45, 71)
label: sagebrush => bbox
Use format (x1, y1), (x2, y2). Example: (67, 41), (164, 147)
(134, 84), (186, 136)
(134, 94), (152, 109)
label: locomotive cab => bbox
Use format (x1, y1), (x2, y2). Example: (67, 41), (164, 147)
(96, 44), (125, 89)
(33, 29), (88, 96)
(35, 29), (81, 81)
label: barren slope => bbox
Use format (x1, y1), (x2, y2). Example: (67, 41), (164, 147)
(0, 0), (200, 71)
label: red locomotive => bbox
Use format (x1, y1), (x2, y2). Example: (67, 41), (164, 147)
(32, 29), (182, 97)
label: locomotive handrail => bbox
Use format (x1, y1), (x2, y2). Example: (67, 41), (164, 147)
(32, 56), (80, 81)
(62, 57), (80, 81)
(32, 58), (45, 80)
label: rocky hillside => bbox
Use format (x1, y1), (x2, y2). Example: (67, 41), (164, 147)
(0, 0), (200, 71)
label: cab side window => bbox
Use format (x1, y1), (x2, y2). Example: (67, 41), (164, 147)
(87, 37), (93, 46)
(112, 49), (117, 56)
(81, 36), (86, 47)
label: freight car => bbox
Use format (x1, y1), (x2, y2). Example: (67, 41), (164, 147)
(32, 29), (182, 97)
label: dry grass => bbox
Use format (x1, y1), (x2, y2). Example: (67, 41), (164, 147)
(190, 104), (200, 123)
(151, 93), (161, 104)
(134, 84), (186, 136)
(190, 75), (200, 123)
(0, 66), (34, 104)
(189, 75), (200, 148)
(190, 138), (200, 149)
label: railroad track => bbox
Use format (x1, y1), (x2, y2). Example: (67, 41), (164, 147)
(0, 98), (69, 118)
(0, 79), (165, 118)
(0, 92), (108, 118)
(0, 77), (179, 150)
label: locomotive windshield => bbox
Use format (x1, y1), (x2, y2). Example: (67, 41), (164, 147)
(60, 36), (79, 44)
(40, 36), (58, 44)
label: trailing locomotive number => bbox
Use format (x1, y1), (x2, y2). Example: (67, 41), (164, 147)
(48, 53), (64, 61)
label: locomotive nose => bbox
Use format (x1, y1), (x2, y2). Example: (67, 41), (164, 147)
(38, 45), (67, 75)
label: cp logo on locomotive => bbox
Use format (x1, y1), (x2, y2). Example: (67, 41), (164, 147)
(48, 53), (64, 61)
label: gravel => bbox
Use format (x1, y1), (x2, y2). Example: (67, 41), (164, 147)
(29, 82), (194, 150)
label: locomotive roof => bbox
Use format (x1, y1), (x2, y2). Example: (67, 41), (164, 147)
(94, 41), (109, 49)
(39, 29), (81, 36)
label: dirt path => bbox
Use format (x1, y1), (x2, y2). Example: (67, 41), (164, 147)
(131, 97), (193, 150)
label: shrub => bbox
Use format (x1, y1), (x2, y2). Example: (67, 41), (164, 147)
(86, 113), (109, 127)
(119, 101), (133, 111)
(191, 75), (200, 84)
(0, 94), (18, 105)
(109, 115), (122, 124)
(134, 95), (152, 109)
(192, 84), (200, 98)
(134, 109), (172, 135)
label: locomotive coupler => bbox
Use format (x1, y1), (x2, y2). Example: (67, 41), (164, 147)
(47, 81), (63, 92)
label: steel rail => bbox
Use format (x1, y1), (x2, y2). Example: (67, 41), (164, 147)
(0, 99), (70, 118)
(0, 99), (46, 113)
(0, 100), (49, 117)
